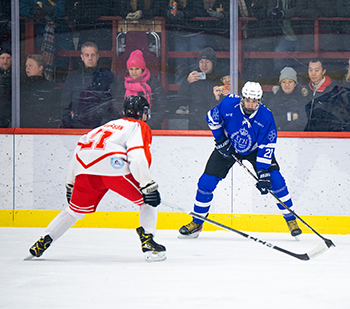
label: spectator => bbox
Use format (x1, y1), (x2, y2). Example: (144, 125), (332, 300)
(295, 0), (340, 52)
(20, 54), (61, 128)
(116, 49), (168, 130)
(0, 1), (11, 48)
(296, 0), (336, 18)
(20, 0), (75, 81)
(267, 67), (308, 131)
(267, 0), (300, 72)
(60, 42), (119, 129)
(166, 0), (230, 84)
(213, 72), (231, 102)
(241, 0), (276, 82)
(0, 45), (12, 128)
(242, 1), (303, 82)
(304, 59), (350, 131)
(177, 47), (222, 130)
(340, 59), (350, 89)
(65, 0), (121, 69)
(120, 0), (166, 20)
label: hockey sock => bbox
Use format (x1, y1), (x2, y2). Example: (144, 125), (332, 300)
(44, 207), (85, 241)
(140, 203), (157, 235)
(270, 170), (296, 221)
(193, 173), (221, 224)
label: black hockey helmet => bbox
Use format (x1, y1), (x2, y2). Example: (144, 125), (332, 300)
(123, 95), (150, 120)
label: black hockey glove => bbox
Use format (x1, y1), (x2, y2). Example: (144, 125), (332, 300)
(256, 170), (271, 195)
(215, 136), (235, 160)
(66, 183), (74, 204)
(140, 181), (161, 207)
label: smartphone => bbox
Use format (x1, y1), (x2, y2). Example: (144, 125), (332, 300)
(217, 85), (230, 92)
(195, 72), (206, 80)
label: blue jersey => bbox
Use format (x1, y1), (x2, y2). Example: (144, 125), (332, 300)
(206, 94), (278, 171)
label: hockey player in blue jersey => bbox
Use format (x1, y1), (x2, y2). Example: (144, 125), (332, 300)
(179, 81), (302, 239)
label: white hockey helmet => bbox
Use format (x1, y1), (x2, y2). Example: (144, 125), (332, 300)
(241, 81), (263, 115)
(241, 81), (263, 100)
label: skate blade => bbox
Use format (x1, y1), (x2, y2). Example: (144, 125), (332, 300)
(23, 254), (35, 261)
(293, 235), (301, 241)
(144, 251), (167, 262)
(178, 232), (200, 239)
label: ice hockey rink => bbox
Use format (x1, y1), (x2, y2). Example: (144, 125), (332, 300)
(1, 227), (349, 309)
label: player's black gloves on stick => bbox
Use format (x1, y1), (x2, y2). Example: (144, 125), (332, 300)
(215, 136), (235, 159)
(140, 181), (161, 207)
(66, 184), (74, 203)
(256, 169), (271, 195)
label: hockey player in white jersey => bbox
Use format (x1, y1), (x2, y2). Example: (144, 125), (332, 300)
(28, 96), (166, 262)
(179, 81), (302, 239)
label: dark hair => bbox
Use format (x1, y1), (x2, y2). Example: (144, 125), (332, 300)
(309, 58), (324, 69)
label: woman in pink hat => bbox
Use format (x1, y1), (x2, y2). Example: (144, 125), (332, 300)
(118, 49), (168, 129)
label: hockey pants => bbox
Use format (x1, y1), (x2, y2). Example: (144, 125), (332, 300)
(192, 149), (296, 224)
(43, 174), (158, 242)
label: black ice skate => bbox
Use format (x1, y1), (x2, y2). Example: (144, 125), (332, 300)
(178, 219), (205, 239)
(29, 235), (53, 258)
(286, 219), (302, 238)
(136, 227), (166, 262)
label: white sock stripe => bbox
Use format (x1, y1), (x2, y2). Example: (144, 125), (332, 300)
(278, 194), (291, 203)
(280, 207), (294, 215)
(69, 203), (95, 213)
(256, 157), (272, 165)
(194, 200), (211, 208)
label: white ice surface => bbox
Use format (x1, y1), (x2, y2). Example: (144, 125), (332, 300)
(1, 227), (349, 309)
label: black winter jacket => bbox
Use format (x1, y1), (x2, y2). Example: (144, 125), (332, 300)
(20, 75), (62, 128)
(60, 66), (119, 128)
(305, 77), (350, 132)
(267, 84), (308, 131)
(178, 68), (222, 130)
(0, 68), (11, 127)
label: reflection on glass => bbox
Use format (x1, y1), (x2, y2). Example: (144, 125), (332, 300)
(9, 1), (349, 131)
(0, 1), (11, 128)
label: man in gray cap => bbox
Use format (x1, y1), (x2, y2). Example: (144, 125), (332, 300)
(267, 66), (308, 131)
(177, 47), (222, 130)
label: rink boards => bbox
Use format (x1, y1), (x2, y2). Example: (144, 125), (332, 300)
(1, 130), (349, 234)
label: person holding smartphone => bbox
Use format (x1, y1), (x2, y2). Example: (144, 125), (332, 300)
(177, 47), (222, 130)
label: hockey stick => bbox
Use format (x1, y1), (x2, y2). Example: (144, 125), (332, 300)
(162, 201), (329, 261)
(231, 153), (335, 248)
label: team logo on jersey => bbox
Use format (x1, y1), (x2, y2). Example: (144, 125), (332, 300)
(212, 107), (220, 121)
(230, 130), (252, 153)
(110, 157), (125, 169)
(268, 129), (277, 142)
(239, 127), (249, 136)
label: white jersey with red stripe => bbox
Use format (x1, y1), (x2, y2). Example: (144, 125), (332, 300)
(67, 118), (153, 188)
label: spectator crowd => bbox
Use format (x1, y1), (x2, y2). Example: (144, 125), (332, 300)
(1, 0), (350, 132)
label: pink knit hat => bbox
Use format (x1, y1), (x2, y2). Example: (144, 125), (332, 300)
(127, 50), (146, 70)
